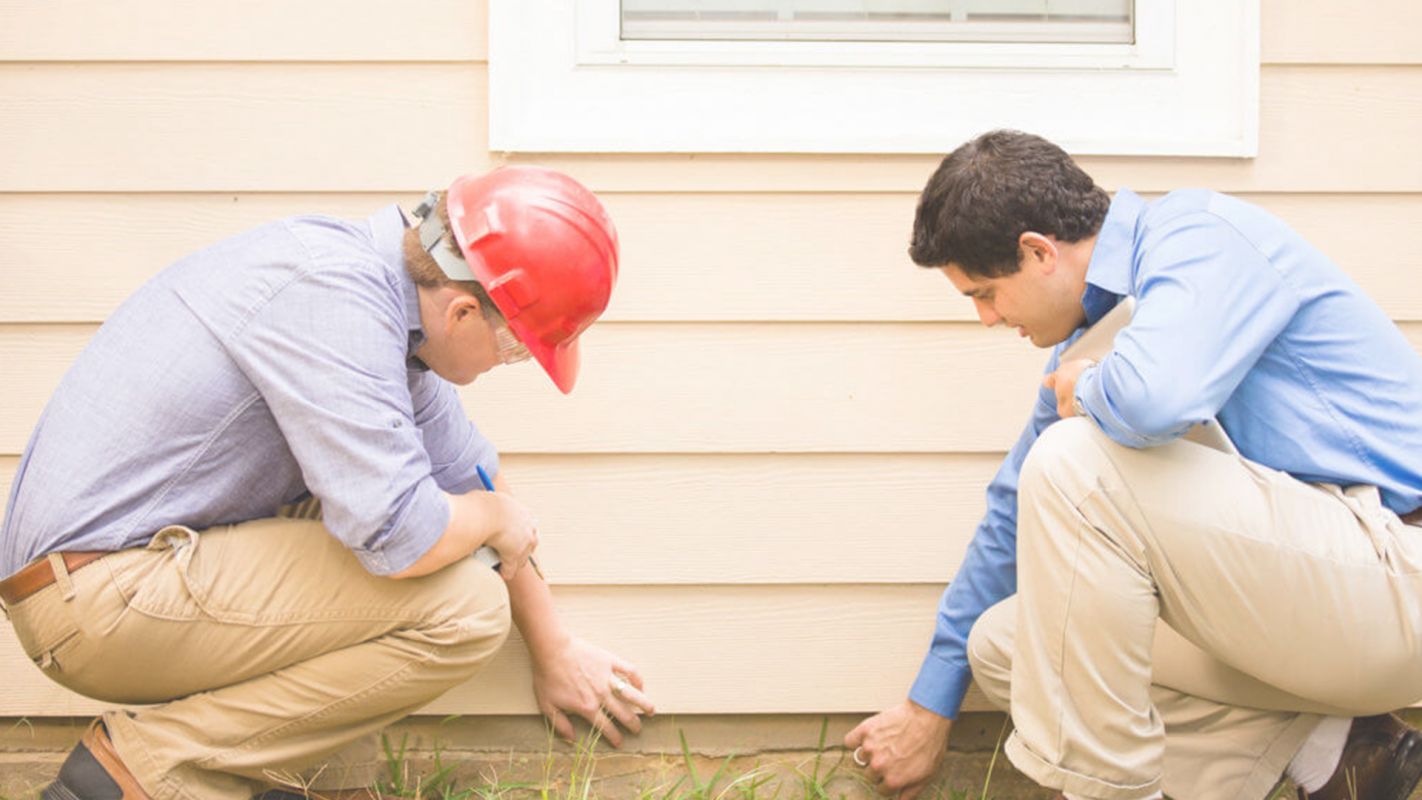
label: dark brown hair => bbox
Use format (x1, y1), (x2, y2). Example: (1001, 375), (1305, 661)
(909, 130), (1109, 278)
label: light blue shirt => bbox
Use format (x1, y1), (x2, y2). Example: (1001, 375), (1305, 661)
(909, 189), (1422, 718)
(1, 206), (499, 579)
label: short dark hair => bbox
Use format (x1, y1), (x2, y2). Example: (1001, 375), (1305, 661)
(909, 130), (1109, 278)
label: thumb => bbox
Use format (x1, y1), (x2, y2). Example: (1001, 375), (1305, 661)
(1042, 373), (1057, 389)
(844, 719), (869, 749)
(499, 558), (522, 583)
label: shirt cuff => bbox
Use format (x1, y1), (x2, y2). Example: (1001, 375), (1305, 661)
(908, 650), (974, 719)
(351, 478), (451, 576)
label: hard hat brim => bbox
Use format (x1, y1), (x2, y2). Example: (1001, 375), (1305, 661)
(524, 333), (580, 395)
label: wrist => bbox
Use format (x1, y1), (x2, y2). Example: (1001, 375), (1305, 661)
(527, 627), (573, 665)
(479, 492), (511, 550)
(907, 699), (953, 736)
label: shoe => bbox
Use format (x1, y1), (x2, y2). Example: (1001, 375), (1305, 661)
(42, 720), (151, 800)
(1298, 714), (1422, 800)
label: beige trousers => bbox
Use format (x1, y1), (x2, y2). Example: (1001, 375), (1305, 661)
(971, 418), (1422, 800)
(6, 516), (511, 799)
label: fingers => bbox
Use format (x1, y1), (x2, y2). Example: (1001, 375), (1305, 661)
(545, 707), (575, 742)
(611, 677), (656, 717)
(611, 656), (645, 691)
(603, 694), (644, 736)
(586, 707), (623, 748)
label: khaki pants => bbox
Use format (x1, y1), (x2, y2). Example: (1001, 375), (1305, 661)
(5, 516), (511, 799)
(970, 418), (1422, 800)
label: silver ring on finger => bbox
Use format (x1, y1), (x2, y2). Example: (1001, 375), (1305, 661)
(852, 746), (868, 767)
(610, 674), (631, 697)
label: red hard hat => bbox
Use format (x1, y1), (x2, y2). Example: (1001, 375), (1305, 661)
(441, 166), (619, 394)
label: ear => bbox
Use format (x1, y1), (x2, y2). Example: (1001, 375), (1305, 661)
(1018, 232), (1059, 275)
(446, 293), (484, 330)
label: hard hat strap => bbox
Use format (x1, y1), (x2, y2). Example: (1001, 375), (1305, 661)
(413, 190), (477, 282)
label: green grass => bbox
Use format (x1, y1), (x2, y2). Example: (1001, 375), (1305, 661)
(352, 718), (1005, 800)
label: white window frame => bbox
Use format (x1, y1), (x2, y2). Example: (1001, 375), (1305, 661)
(489, 0), (1259, 156)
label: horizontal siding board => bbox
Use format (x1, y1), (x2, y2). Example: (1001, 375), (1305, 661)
(0, 585), (978, 716)
(0, 1), (1410, 66)
(1260, 0), (1422, 65)
(1, 66), (1421, 192)
(0, 453), (997, 585)
(3, 193), (1422, 323)
(0, 322), (1047, 455)
(0, 0), (488, 62)
(10, 322), (1422, 457)
(0, 64), (491, 193)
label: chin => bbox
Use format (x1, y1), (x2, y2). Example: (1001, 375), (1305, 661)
(1031, 330), (1070, 349)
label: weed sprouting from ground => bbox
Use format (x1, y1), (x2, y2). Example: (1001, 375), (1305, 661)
(365, 716), (1016, 800)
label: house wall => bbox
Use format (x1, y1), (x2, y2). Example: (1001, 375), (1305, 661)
(1, 0), (1420, 716)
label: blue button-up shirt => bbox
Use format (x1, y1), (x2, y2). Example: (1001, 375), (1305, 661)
(909, 188), (1422, 718)
(1, 206), (499, 579)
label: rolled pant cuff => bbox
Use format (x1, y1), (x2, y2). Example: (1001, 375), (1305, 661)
(300, 761), (385, 791)
(1236, 713), (1322, 800)
(1005, 732), (1161, 800)
(103, 711), (177, 800)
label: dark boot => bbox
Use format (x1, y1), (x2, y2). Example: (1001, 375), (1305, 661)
(1298, 714), (1422, 800)
(42, 720), (150, 800)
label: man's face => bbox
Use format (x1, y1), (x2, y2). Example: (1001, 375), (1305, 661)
(417, 295), (506, 385)
(940, 249), (1084, 348)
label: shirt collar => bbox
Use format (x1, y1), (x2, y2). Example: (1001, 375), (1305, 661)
(1079, 188), (1145, 324)
(368, 203), (430, 370)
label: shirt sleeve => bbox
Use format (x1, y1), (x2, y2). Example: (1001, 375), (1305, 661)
(224, 263), (449, 576)
(1074, 211), (1301, 448)
(408, 370), (501, 495)
(909, 356), (1061, 718)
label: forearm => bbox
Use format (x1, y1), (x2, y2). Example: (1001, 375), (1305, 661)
(488, 471), (570, 659)
(508, 566), (570, 661)
(390, 490), (503, 579)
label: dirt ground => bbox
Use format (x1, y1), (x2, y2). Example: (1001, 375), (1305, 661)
(4, 711), (1422, 798)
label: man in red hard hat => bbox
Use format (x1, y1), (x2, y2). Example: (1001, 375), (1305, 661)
(0, 166), (654, 799)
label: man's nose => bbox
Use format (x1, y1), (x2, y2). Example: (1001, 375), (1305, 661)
(973, 298), (1001, 327)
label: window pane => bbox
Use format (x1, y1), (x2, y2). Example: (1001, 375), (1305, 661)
(622, 0), (1134, 43)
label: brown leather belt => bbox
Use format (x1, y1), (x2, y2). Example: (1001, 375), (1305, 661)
(1404, 508), (1422, 528)
(0, 551), (109, 606)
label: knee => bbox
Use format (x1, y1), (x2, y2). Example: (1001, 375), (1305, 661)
(966, 599), (1015, 711)
(414, 559), (512, 671)
(1018, 417), (1112, 506)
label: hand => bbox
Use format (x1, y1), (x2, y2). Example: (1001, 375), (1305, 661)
(486, 493), (539, 581)
(844, 700), (953, 799)
(532, 636), (656, 748)
(1042, 357), (1096, 419)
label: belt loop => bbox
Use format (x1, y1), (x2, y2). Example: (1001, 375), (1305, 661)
(47, 553), (76, 602)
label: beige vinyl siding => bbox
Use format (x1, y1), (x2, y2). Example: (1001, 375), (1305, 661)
(5, 194), (1422, 323)
(4, 66), (1422, 193)
(1, 0), (1419, 719)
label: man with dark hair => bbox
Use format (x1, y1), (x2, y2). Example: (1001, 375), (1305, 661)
(846, 130), (1422, 800)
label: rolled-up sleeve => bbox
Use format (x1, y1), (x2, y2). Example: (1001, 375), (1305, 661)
(409, 370), (500, 495)
(224, 262), (449, 575)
